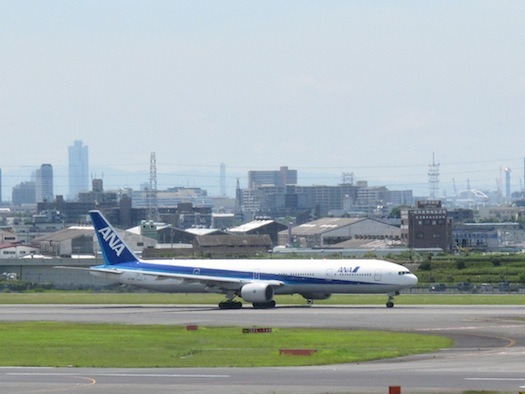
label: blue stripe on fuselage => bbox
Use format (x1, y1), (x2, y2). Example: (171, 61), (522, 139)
(92, 261), (386, 287)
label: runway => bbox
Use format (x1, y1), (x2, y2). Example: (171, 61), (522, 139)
(0, 304), (524, 393)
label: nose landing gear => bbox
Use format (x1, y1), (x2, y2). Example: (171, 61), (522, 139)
(386, 291), (400, 308)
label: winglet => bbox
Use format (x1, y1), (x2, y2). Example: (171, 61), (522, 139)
(89, 210), (139, 265)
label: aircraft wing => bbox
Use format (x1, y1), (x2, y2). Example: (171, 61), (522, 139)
(54, 266), (123, 274)
(150, 270), (285, 287)
(90, 266), (285, 287)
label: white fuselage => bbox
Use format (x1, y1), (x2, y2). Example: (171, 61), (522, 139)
(90, 258), (418, 296)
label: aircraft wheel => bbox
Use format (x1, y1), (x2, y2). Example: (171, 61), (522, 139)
(386, 301), (394, 308)
(219, 301), (243, 309)
(252, 301), (276, 309)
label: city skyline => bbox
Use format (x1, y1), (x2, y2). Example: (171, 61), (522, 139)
(1, 2), (525, 198)
(1, 145), (524, 202)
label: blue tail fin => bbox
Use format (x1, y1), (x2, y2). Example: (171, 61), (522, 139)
(90, 210), (139, 265)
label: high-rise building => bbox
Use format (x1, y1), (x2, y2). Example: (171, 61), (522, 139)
(220, 163), (226, 197)
(248, 166), (297, 189)
(68, 140), (89, 200)
(36, 164), (54, 203)
(505, 167), (511, 198)
(12, 181), (36, 205)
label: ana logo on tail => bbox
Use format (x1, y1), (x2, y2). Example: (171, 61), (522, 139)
(98, 226), (125, 257)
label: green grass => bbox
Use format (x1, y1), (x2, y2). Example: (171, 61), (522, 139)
(0, 292), (524, 305)
(0, 322), (451, 367)
(411, 253), (525, 285)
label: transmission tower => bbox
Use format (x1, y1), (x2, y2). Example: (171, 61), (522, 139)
(147, 152), (159, 221)
(428, 153), (440, 199)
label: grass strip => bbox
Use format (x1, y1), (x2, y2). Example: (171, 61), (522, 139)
(0, 322), (450, 367)
(0, 292), (524, 305)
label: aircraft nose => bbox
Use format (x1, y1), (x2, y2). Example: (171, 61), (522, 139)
(408, 273), (418, 286)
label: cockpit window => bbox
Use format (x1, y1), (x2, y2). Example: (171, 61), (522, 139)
(398, 271), (411, 275)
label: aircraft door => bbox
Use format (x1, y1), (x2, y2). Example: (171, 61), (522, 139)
(253, 269), (260, 280)
(325, 269), (333, 281)
(374, 269), (382, 281)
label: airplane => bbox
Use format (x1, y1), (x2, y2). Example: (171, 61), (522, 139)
(88, 210), (418, 309)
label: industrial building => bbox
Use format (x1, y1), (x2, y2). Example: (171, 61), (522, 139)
(32, 225), (156, 257)
(0, 244), (38, 259)
(453, 222), (525, 252)
(229, 219), (287, 245)
(278, 217), (401, 248)
(193, 234), (272, 257)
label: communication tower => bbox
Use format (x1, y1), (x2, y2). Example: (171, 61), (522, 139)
(147, 152), (159, 221)
(428, 153), (440, 199)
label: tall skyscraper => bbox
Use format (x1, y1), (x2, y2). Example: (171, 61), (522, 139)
(220, 162), (226, 197)
(36, 164), (54, 203)
(68, 140), (89, 200)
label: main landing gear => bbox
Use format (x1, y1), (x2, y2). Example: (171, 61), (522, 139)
(218, 292), (277, 309)
(386, 291), (400, 308)
(252, 301), (276, 309)
(218, 291), (243, 309)
(218, 300), (243, 309)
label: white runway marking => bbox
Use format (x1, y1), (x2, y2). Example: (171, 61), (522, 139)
(465, 377), (525, 381)
(7, 372), (231, 379)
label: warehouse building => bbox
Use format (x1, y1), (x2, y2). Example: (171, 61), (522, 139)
(278, 217), (401, 248)
(193, 234), (272, 257)
(229, 219), (287, 246)
(32, 226), (156, 257)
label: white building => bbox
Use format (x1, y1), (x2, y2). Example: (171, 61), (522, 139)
(0, 244), (39, 259)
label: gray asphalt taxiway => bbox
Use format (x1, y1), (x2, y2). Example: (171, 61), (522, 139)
(0, 304), (524, 393)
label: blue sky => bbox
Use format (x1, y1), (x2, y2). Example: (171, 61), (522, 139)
(1, 1), (524, 197)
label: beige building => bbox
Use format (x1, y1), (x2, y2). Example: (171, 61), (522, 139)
(279, 217), (401, 248)
(32, 226), (156, 257)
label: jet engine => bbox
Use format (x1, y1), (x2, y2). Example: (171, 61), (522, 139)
(240, 283), (274, 303)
